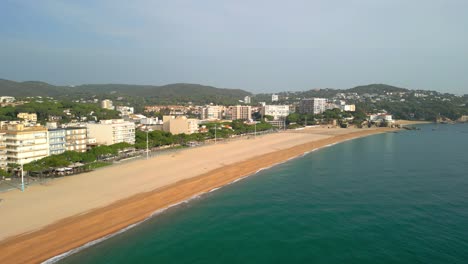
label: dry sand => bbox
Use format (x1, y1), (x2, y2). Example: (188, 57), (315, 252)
(0, 127), (394, 264)
(394, 120), (432, 125)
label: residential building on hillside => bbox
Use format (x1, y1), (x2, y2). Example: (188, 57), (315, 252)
(341, 104), (356, 112)
(261, 105), (290, 120)
(0, 96), (15, 103)
(116, 106), (134, 116)
(144, 105), (191, 115)
(101, 99), (114, 110)
(299, 98), (327, 114)
(87, 119), (135, 145)
(65, 127), (88, 152)
(17, 112), (37, 123)
(48, 128), (67, 155)
(1, 124), (49, 165)
(228, 105), (252, 120)
(244, 96), (251, 104)
(162, 116), (198, 135)
(272, 94), (279, 102)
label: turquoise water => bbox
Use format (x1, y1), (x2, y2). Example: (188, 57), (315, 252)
(58, 124), (468, 264)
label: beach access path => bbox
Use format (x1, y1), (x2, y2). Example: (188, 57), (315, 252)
(0, 126), (394, 263)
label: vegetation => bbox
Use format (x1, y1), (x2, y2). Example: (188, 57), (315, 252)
(0, 79), (251, 106)
(0, 98), (120, 123)
(286, 109), (359, 126)
(256, 84), (468, 122)
(2, 79), (466, 122)
(134, 120), (274, 149)
(22, 143), (133, 173)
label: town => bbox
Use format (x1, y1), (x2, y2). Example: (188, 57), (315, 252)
(0, 81), (467, 189)
(0, 92), (391, 183)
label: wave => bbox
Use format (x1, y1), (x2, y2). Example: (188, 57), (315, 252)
(42, 219), (148, 264)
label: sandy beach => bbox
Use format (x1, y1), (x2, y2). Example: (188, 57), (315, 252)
(0, 127), (396, 264)
(395, 120), (432, 125)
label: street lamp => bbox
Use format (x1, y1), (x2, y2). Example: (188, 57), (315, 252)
(254, 122), (257, 139)
(146, 127), (152, 160)
(20, 162), (24, 192)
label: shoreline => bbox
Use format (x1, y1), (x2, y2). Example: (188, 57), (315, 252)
(0, 128), (395, 264)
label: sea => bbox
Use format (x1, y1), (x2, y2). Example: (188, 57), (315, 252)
(55, 124), (468, 264)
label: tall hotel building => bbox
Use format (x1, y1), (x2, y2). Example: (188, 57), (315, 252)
(65, 127), (88, 152)
(1, 124), (49, 165)
(229, 105), (252, 120)
(299, 98), (327, 114)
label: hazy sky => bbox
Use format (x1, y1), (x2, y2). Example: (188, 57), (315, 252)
(1, 0), (467, 94)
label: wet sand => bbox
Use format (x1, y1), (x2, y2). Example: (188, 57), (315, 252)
(0, 127), (395, 264)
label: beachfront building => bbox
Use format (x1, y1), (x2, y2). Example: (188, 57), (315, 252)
(65, 127), (88, 152)
(368, 113), (394, 127)
(299, 98), (327, 114)
(48, 128), (67, 155)
(101, 99), (114, 110)
(87, 119), (135, 145)
(1, 123), (49, 165)
(162, 116), (198, 135)
(201, 105), (224, 120)
(17, 112), (38, 123)
(228, 105), (252, 121)
(261, 105), (290, 120)
(0, 132), (7, 169)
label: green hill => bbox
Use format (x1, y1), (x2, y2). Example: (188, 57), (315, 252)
(347, 84), (408, 94)
(0, 79), (251, 105)
(0, 79), (70, 97)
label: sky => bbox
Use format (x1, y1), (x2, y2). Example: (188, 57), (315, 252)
(1, 0), (467, 94)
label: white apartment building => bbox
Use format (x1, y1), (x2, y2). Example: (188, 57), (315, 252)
(101, 99), (114, 110)
(261, 105), (290, 120)
(229, 105), (252, 120)
(116, 106), (134, 116)
(87, 119), (135, 145)
(201, 105), (224, 120)
(163, 116), (198, 135)
(299, 98), (327, 114)
(272, 94), (279, 102)
(1, 124), (49, 165)
(244, 96), (251, 104)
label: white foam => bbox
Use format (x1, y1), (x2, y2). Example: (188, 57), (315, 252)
(42, 219), (148, 264)
(209, 187), (221, 193)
